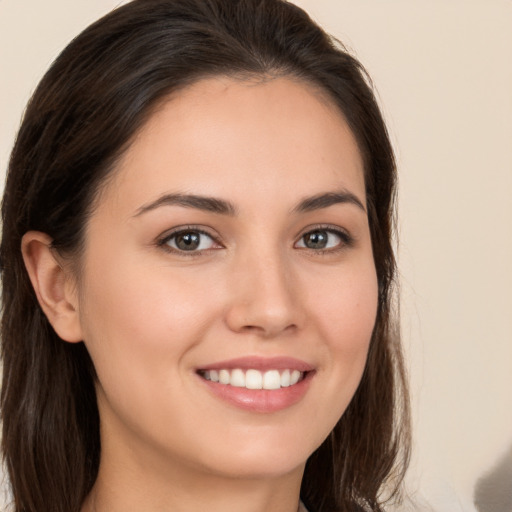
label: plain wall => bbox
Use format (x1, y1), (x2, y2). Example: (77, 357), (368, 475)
(1, 1), (511, 511)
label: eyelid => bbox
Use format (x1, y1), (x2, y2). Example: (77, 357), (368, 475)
(294, 224), (354, 251)
(156, 225), (224, 254)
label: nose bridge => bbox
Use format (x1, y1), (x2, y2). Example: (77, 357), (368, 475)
(225, 240), (300, 336)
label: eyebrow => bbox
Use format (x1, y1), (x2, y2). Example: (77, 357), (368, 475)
(134, 193), (237, 217)
(293, 190), (366, 213)
(134, 189), (365, 218)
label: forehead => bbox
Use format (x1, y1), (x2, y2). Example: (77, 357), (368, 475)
(101, 76), (365, 216)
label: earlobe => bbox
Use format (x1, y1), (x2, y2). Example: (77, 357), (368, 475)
(21, 231), (83, 343)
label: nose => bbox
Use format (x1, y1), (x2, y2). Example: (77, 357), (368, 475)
(224, 250), (302, 338)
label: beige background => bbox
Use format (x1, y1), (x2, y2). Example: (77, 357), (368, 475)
(1, 1), (511, 511)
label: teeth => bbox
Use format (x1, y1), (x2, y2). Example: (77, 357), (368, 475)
(290, 369), (301, 385)
(230, 369), (245, 387)
(281, 369), (291, 387)
(219, 369), (230, 385)
(202, 368), (305, 390)
(245, 369), (263, 389)
(263, 370), (281, 390)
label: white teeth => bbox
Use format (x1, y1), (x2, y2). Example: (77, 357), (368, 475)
(280, 369), (291, 387)
(219, 369), (230, 385)
(230, 369), (245, 387)
(245, 369), (263, 389)
(290, 370), (301, 386)
(263, 370), (281, 390)
(201, 368), (305, 390)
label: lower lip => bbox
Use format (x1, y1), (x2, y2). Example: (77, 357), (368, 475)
(198, 372), (314, 413)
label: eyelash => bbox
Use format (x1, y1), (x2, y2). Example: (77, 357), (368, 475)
(157, 225), (220, 256)
(295, 224), (354, 254)
(156, 224), (354, 256)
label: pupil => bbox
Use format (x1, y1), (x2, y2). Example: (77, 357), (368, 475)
(176, 232), (200, 250)
(305, 231), (327, 249)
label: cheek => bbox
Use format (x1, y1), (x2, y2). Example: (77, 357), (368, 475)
(77, 251), (222, 395)
(77, 258), (229, 456)
(306, 260), (378, 410)
(311, 261), (378, 351)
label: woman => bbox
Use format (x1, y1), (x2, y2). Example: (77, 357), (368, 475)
(0, 1), (410, 511)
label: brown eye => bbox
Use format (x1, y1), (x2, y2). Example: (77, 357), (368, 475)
(302, 231), (329, 249)
(165, 230), (216, 252)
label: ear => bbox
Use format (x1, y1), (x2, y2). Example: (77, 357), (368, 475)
(21, 231), (83, 343)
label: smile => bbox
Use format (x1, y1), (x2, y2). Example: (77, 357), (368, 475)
(196, 357), (314, 413)
(199, 368), (305, 390)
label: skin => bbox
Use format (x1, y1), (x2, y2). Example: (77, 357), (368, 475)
(23, 76), (378, 512)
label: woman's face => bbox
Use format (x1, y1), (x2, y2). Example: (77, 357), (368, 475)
(75, 76), (378, 479)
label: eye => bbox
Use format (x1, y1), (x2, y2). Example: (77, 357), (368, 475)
(295, 227), (351, 251)
(160, 229), (219, 252)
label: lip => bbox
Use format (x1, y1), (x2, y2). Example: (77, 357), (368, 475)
(196, 356), (315, 413)
(196, 356), (314, 372)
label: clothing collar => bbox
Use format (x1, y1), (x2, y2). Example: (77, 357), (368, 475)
(299, 500), (309, 512)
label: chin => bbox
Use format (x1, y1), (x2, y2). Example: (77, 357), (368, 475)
(184, 426), (322, 481)
(201, 452), (308, 481)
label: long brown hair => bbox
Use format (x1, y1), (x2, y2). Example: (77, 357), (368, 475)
(1, 1), (410, 511)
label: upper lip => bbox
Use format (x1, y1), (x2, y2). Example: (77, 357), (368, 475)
(196, 356), (314, 372)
